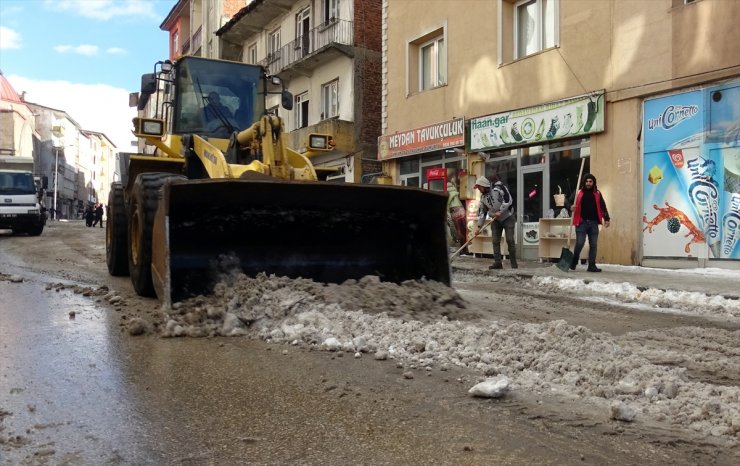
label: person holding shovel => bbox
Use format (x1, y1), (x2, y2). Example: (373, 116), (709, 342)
(474, 175), (517, 269)
(569, 174), (610, 272)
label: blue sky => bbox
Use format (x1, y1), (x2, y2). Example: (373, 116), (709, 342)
(0, 0), (174, 150)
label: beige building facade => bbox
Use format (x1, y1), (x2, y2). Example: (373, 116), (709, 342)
(380, 0), (740, 268)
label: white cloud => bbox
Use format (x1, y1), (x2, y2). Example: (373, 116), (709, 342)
(106, 47), (127, 55)
(0, 26), (22, 49)
(8, 74), (138, 151)
(46, 0), (160, 21)
(53, 44), (100, 56)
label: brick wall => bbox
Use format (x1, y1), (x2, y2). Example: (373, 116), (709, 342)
(353, 0), (383, 178)
(353, 0), (382, 52)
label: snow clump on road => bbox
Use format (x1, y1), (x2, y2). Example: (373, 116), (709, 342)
(533, 276), (740, 320)
(162, 271), (740, 444)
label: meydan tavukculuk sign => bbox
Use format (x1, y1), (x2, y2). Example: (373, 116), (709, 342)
(468, 91), (605, 151)
(642, 84), (740, 260)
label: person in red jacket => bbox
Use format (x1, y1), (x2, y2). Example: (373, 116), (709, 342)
(570, 174), (610, 272)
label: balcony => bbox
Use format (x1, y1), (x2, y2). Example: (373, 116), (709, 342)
(259, 19), (354, 78)
(181, 36), (191, 56)
(192, 26), (202, 54)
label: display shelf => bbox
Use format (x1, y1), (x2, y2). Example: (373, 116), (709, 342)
(538, 218), (589, 261)
(467, 222), (513, 257)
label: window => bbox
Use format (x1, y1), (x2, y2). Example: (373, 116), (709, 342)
(420, 37), (446, 91)
(172, 30), (179, 56)
(268, 28), (281, 61)
(295, 92), (309, 129)
(247, 44), (257, 64)
(323, 0), (339, 23)
(408, 26), (447, 94)
(514, 0), (556, 59)
(267, 105), (279, 117)
(296, 8), (311, 56)
(321, 80), (339, 119)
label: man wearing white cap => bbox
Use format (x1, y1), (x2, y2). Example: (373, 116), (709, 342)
(474, 175), (517, 269)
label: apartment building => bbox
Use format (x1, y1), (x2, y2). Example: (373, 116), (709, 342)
(25, 102), (114, 219)
(0, 71), (37, 162)
(379, 0), (739, 268)
(161, 0), (246, 60)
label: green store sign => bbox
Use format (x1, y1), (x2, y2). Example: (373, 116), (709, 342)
(469, 91), (605, 151)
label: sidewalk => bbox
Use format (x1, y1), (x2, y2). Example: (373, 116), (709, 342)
(451, 255), (740, 299)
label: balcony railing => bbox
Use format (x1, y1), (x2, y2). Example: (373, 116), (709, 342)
(192, 26), (203, 53)
(260, 19), (353, 76)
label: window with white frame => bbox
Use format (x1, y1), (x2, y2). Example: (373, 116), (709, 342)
(321, 80), (339, 119)
(247, 44), (257, 64)
(296, 8), (310, 55)
(173, 30), (179, 55)
(268, 28), (281, 61)
(420, 36), (446, 91)
(323, 0), (339, 23)
(295, 92), (309, 129)
(514, 0), (556, 59)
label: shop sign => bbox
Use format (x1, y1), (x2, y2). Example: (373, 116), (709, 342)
(642, 85), (740, 259)
(469, 91), (605, 151)
(378, 118), (465, 161)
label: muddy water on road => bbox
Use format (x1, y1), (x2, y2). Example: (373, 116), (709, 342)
(0, 280), (165, 463)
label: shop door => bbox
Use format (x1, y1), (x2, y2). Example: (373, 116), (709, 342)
(520, 167), (548, 260)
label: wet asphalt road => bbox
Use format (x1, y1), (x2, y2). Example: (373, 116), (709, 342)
(1, 277), (534, 465)
(2, 223), (738, 465)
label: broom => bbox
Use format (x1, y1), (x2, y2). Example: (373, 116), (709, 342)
(556, 158), (586, 272)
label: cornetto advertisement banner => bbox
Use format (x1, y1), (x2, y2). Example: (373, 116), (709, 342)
(642, 84), (740, 260)
(468, 91), (605, 151)
(378, 118), (465, 161)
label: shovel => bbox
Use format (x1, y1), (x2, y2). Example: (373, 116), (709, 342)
(556, 158), (586, 272)
(450, 219), (493, 261)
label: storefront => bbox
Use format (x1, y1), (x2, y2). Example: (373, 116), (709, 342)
(378, 117), (467, 189)
(467, 91), (606, 260)
(641, 80), (739, 267)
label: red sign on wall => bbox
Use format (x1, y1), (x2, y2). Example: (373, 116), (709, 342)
(378, 118), (465, 161)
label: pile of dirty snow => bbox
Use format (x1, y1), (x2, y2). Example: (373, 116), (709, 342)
(162, 271), (740, 444)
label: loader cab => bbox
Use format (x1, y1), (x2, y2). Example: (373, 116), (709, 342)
(169, 57), (266, 139)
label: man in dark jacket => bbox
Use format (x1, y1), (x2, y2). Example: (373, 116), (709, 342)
(93, 203), (104, 228)
(570, 173), (610, 272)
(474, 175), (517, 269)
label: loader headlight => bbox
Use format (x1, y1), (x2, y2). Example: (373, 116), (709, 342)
(143, 120), (163, 134)
(308, 134), (335, 151)
(132, 117), (165, 137)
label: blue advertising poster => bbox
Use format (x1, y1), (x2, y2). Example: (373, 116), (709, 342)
(642, 85), (740, 259)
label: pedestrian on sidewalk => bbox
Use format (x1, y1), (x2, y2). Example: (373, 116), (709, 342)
(92, 203), (104, 228)
(474, 175), (517, 269)
(84, 205), (94, 227)
(569, 173), (610, 272)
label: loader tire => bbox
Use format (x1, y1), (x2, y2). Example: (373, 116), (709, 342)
(128, 173), (182, 297)
(106, 182), (129, 276)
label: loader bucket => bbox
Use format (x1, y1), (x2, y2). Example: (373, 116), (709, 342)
(151, 179), (451, 307)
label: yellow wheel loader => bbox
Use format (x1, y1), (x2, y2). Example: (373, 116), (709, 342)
(106, 56), (450, 307)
